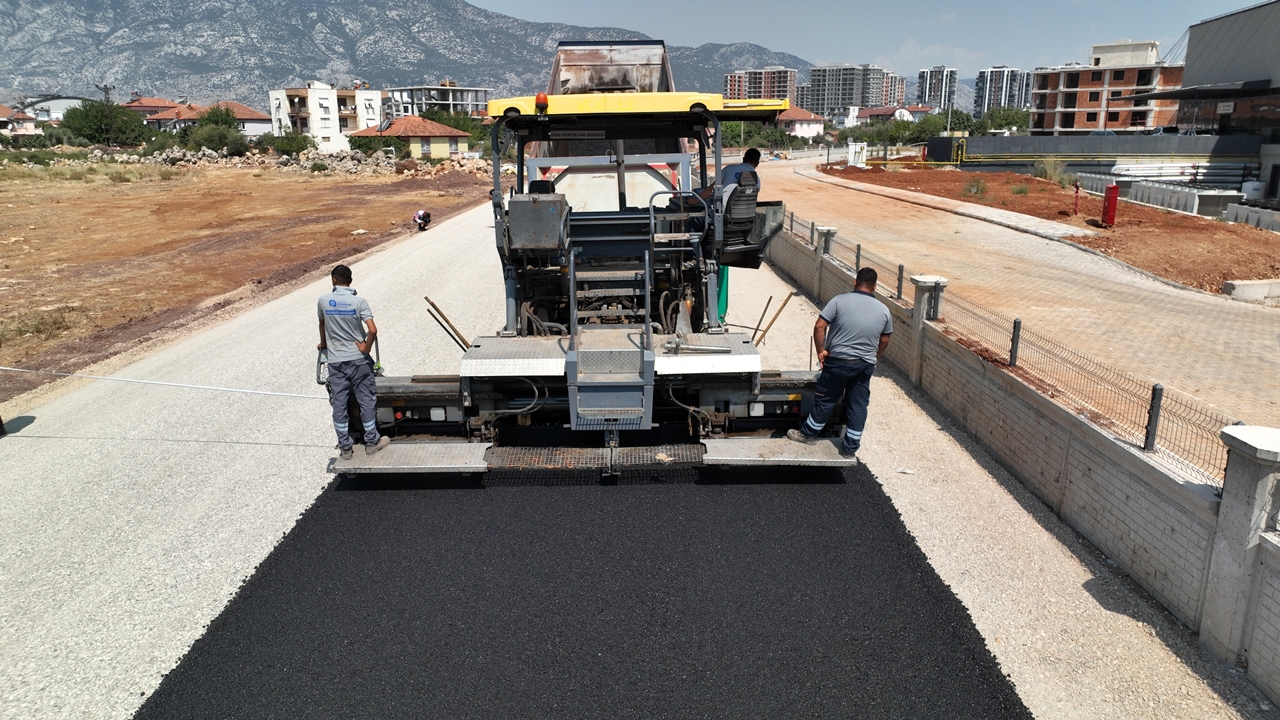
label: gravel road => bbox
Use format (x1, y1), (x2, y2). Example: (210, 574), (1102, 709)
(1, 203), (1276, 719)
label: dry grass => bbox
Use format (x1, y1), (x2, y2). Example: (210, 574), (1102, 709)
(0, 305), (85, 344)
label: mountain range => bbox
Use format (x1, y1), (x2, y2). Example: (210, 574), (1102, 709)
(0, 0), (811, 107)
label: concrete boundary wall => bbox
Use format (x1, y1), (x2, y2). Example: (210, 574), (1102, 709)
(764, 228), (1220, 628)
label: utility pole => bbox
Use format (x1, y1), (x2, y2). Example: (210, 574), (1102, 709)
(95, 84), (116, 104)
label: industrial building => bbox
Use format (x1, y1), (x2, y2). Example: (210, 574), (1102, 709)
(1030, 41), (1182, 136)
(384, 81), (490, 119)
(801, 64), (905, 118)
(974, 66), (1030, 118)
(722, 67), (797, 103)
(1133, 1), (1280, 199)
(917, 66), (958, 110)
(267, 81), (385, 153)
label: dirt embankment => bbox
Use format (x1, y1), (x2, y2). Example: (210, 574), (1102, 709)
(0, 166), (494, 403)
(820, 164), (1280, 293)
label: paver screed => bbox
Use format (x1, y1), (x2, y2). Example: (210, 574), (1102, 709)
(756, 160), (1280, 428)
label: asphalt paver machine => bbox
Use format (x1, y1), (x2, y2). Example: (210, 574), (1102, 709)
(334, 42), (854, 475)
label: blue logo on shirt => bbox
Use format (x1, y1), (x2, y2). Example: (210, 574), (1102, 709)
(328, 299), (337, 307)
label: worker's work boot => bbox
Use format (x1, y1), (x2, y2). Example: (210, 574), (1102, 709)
(786, 428), (819, 445)
(365, 435), (390, 455)
(338, 445), (354, 460)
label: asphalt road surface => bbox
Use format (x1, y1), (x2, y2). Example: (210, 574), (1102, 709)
(133, 467), (1031, 720)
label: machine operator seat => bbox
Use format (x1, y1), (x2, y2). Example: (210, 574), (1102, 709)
(710, 170), (763, 269)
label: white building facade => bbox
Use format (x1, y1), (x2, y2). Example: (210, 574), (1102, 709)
(268, 81), (384, 153)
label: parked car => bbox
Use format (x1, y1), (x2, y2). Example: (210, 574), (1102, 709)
(1140, 126), (1181, 136)
(1088, 130), (1116, 136)
(1179, 129), (1214, 136)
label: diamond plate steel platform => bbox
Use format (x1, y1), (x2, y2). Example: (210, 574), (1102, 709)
(332, 442), (491, 474)
(702, 437), (857, 466)
(460, 337), (568, 377)
(654, 333), (761, 376)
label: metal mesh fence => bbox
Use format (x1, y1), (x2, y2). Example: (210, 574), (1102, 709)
(779, 213), (1234, 485)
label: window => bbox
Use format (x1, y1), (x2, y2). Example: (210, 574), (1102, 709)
(1065, 72), (1080, 89)
(339, 117), (350, 130)
(1133, 98), (1148, 107)
(1063, 92), (1077, 109)
(1110, 90), (1122, 99)
(1035, 96), (1047, 110)
(449, 137), (458, 153)
(1061, 112), (1076, 129)
(1089, 91), (1100, 102)
(1033, 114), (1045, 129)
(1108, 111), (1120, 122)
(321, 136), (331, 142)
(1037, 75), (1050, 91)
(1086, 112), (1098, 122)
(1136, 69), (1153, 86)
(318, 100), (330, 115)
(420, 139), (429, 155)
(1112, 69), (1126, 81)
(1093, 58), (1101, 66)
(1091, 71), (1103, 82)
(319, 118), (330, 129)
(1130, 111), (1147, 126)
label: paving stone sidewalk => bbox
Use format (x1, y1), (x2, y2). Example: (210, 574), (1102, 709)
(757, 160), (1280, 429)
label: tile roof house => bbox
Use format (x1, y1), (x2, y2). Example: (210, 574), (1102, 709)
(349, 115), (470, 159)
(144, 103), (205, 131)
(0, 104), (41, 137)
(144, 101), (273, 138)
(775, 106), (825, 138)
(121, 95), (181, 117)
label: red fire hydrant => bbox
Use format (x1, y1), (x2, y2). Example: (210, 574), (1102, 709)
(1101, 184), (1119, 227)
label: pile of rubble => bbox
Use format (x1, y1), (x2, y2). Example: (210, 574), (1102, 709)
(3, 146), (492, 179)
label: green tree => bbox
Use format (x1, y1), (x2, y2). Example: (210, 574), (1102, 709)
(198, 105), (239, 128)
(976, 106), (1030, 135)
(61, 100), (151, 146)
(186, 124), (248, 156)
(349, 135), (407, 156)
(257, 130), (316, 155)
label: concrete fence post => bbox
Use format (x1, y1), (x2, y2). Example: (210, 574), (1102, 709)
(908, 275), (948, 386)
(814, 227), (837, 303)
(1200, 426), (1280, 664)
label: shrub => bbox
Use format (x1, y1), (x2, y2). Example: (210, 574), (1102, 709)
(259, 130), (315, 155)
(107, 170), (132, 183)
(198, 105), (239, 128)
(349, 135), (407, 156)
(144, 132), (180, 156)
(158, 168), (178, 181)
(965, 177), (987, 196)
(309, 161), (328, 173)
(394, 158), (419, 174)
(186, 124), (248, 157)
(1011, 184), (1029, 195)
(1032, 158), (1079, 188)
(41, 126), (89, 147)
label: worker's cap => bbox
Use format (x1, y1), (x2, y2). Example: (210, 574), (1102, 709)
(331, 264), (352, 283)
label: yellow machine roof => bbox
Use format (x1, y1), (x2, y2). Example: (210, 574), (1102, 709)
(488, 92), (788, 120)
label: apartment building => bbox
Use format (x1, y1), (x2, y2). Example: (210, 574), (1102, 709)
(795, 83), (810, 112)
(267, 81), (384, 153)
(385, 81), (490, 119)
(917, 66), (958, 110)
(804, 64), (904, 118)
(1029, 41), (1182, 135)
(724, 71), (748, 100)
(721, 67), (796, 102)
(973, 66), (1029, 118)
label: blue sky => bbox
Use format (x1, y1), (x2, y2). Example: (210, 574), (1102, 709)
(466, 0), (1249, 77)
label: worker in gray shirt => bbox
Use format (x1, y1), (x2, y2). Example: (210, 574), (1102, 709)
(788, 267), (892, 458)
(318, 264), (389, 459)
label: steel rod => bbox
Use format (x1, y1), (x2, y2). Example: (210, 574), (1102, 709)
(1009, 318), (1022, 367)
(1144, 383), (1164, 452)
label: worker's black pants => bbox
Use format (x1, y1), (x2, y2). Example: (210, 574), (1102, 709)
(801, 359), (875, 455)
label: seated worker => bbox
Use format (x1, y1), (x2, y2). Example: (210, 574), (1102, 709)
(413, 209), (431, 231)
(670, 148), (762, 239)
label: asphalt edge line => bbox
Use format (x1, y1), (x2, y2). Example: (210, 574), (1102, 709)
(795, 167), (1231, 302)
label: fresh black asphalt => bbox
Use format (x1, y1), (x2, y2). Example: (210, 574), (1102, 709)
(135, 466), (1032, 719)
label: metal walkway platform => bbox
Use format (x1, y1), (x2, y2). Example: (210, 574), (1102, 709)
(332, 437), (855, 474)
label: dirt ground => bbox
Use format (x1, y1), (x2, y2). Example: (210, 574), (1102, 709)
(819, 163), (1280, 293)
(0, 166), (493, 403)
